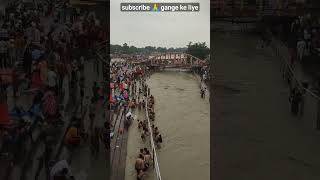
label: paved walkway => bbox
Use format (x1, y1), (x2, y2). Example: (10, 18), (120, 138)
(124, 83), (155, 180)
(212, 32), (320, 180)
(110, 106), (127, 180)
(55, 61), (106, 180)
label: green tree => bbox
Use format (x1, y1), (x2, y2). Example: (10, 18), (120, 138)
(168, 47), (175, 52)
(186, 42), (210, 60)
(122, 43), (129, 53)
(110, 44), (122, 54)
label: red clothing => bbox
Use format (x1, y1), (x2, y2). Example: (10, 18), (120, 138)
(0, 103), (11, 125)
(31, 71), (43, 89)
(43, 91), (57, 116)
(120, 83), (124, 91)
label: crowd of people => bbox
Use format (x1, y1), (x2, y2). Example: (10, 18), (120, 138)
(270, 13), (320, 116)
(0, 0), (107, 96)
(134, 76), (163, 180)
(109, 61), (164, 180)
(197, 66), (209, 99)
(287, 13), (320, 63)
(0, 0), (108, 179)
(109, 62), (144, 113)
(135, 148), (152, 180)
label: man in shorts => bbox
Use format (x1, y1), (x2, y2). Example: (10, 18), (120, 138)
(135, 154), (145, 174)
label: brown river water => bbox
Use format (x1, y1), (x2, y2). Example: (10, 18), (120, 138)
(125, 71), (210, 180)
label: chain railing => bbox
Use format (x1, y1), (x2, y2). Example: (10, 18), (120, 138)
(145, 89), (162, 180)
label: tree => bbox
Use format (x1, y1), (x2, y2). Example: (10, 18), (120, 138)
(110, 44), (122, 54)
(168, 47), (175, 52)
(128, 46), (138, 54)
(186, 42), (210, 60)
(122, 43), (129, 53)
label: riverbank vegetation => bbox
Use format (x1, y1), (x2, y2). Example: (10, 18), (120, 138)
(111, 42), (210, 61)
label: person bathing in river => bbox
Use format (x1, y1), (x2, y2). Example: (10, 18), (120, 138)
(155, 134), (163, 149)
(142, 99), (145, 108)
(138, 120), (143, 129)
(135, 154), (145, 174)
(137, 170), (145, 180)
(143, 148), (148, 154)
(154, 127), (159, 137)
(139, 149), (144, 158)
(150, 95), (154, 105)
(144, 150), (152, 170)
(149, 111), (155, 121)
(142, 122), (148, 133)
(201, 87), (206, 99)
(141, 127), (149, 141)
(141, 133), (146, 141)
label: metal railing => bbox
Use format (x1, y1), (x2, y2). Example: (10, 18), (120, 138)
(145, 90), (162, 180)
(271, 38), (320, 99)
(96, 40), (162, 178)
(270, 37), (320, 130)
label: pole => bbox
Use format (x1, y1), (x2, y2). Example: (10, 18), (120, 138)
(317, 100), (320, 130)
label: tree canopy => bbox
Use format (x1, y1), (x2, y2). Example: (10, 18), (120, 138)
(110, 44), (186, 55)
(186, 42), (210, 60)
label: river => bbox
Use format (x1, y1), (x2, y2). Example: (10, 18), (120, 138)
(125, 71), (210, 180)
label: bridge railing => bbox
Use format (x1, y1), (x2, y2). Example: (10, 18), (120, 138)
(145, 89), (162, 180)
(270, 38), (320, 130)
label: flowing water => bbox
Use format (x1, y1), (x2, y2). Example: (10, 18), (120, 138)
(125, 71), (210, 180)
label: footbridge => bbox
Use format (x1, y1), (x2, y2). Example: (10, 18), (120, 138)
(148, 52), (208, 69)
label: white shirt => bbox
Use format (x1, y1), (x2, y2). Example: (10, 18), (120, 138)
(297, 40), (306, 50)
(49, 160), (73, 180)
(47, 70), (57, 87)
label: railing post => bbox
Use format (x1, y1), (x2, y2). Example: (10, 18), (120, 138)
(153, 148), (155, 168)
(317, 96), (320, 130)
